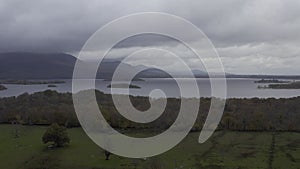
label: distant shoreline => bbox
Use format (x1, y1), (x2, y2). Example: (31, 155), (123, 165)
(254, 79), (290, 83)
(1, 74), (300, 81)
(0, 80), (65, 85)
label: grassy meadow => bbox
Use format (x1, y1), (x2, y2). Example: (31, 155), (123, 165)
(0, 124), (299, 169)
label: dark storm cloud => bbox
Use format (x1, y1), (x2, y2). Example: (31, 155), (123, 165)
(0, 0), (300, 74)
(0, 0), (167, 52)
(2, 0), (299, 52)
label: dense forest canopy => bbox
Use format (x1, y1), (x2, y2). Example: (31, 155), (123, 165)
(0, 90), (299, 131)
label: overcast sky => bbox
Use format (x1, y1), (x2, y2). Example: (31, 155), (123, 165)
(1, 0), (300, 75)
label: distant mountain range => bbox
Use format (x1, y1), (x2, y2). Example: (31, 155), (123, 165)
(0, 52), (172, 79)
(0, 52), (299, 80)
(0, 52), (76, 79)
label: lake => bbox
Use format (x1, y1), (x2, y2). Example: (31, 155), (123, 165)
(1, 78), (300, 98)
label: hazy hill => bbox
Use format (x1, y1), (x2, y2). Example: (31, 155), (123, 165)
(0, 52), (76, 79)
(1, 52), (299, 80)
(0, 52), (171, 79)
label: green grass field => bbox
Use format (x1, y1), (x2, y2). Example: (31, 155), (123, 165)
(0, 125), (299, 169)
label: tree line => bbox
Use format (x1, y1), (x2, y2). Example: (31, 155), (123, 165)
(0, 90), (299, 131)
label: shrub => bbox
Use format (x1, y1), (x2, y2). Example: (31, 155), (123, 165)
(42, 123), (70, 147)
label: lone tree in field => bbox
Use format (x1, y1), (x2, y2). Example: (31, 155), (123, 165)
(104, 150), (111, 160)
(42, 123), (70, 147)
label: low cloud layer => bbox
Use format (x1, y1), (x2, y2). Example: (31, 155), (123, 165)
(1, 0), (300, 74)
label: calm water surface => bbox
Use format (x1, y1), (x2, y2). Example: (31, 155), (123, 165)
(1, 78), (300, 98)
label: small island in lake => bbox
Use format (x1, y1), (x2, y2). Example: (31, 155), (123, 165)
(103, 78), (145, 82)
(0, 85), (7, 91)
(107, 83), (141, 89)
(258, 81), (300, 89)
(254, 79), (290, 83)
(0, 80), (65, 85)
(47, 84), (57, 88)
(267, 81), (300, 89)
